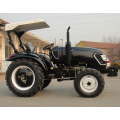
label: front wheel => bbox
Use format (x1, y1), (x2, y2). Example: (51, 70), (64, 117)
(6, 59), (44, 97)
(74, 68), (105, 97)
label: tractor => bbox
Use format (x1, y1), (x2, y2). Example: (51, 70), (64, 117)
(5, 19), (118, 97)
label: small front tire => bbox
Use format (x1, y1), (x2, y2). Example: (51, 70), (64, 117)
(74, 68), (105, 97)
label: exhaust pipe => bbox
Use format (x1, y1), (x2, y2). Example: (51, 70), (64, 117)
(66, 26), (71, 64)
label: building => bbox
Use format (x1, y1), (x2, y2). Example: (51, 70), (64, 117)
(113, 44), (120, 57)
(0, 19), (51, 72)
(76, 41), (119, 61)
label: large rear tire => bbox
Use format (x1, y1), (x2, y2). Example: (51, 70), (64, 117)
(6, 58), (44, 97)
(41, 79), (51, 90)
(74, 68), (105, 97)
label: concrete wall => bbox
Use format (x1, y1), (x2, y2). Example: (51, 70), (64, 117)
(0, 36), (2, 71)
(0, 61), (11, 72)
(0, 29), (10, 72)
(0, 29), (15, 72)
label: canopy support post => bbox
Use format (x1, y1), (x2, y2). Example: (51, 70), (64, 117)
(7, 31), (18, 53)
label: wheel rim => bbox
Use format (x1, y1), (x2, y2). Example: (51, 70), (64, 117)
(12, 66), (35, 91)
(80, 75), (98, 93)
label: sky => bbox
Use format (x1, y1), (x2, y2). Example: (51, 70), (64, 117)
(0, 13), (120, 46)
(1, 13), (120, 47)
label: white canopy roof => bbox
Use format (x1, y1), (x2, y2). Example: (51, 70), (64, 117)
(5, 19), (50, 32)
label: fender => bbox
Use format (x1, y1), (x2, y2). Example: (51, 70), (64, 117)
(44, 55), (54, 67)
(6, 52), (47, 73)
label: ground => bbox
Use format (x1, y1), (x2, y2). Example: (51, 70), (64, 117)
(0, 71), (120, 107)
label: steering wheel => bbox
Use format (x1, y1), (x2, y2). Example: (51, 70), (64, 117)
(43, 43), (54, 50)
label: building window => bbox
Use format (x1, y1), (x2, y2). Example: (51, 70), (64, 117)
(5, 39), (12, 59)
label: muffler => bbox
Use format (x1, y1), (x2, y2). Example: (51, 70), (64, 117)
(66, 26), (71, 64)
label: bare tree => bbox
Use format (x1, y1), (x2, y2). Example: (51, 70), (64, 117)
(102, 35), (120, 44)
(101, 35), (120, 62)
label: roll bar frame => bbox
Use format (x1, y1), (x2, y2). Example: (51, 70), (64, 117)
(7, 30), (25, 53)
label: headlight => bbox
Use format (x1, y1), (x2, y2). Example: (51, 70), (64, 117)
(101, 55), (108, 61)
(101, 54), (111, 68)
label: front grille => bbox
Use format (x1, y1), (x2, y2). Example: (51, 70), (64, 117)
(94, 54), (106, 65)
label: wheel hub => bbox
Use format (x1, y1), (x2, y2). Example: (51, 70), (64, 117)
(12, 66), (35, 91)
(80, 75), (98, 93)
(20, 74), (27, 83)
(87, 81), (91, 86)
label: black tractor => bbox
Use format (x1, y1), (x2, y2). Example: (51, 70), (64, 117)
(5, 19), (118, 97)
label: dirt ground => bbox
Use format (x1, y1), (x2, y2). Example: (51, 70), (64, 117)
(0, 71), (120, 107)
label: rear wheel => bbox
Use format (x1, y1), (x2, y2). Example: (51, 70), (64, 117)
(6, 59), (44, 97)
(74, 68), (105, 97)
(41, 79), (51, 90)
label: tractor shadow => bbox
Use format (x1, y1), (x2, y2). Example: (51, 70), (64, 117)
(38, 87), (79, 98)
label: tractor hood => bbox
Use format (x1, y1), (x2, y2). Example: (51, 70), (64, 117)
(72, 47), (103, 54)
(51, 46), (104, 64)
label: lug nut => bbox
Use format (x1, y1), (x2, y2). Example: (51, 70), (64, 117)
(24, 82), (26, 84)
